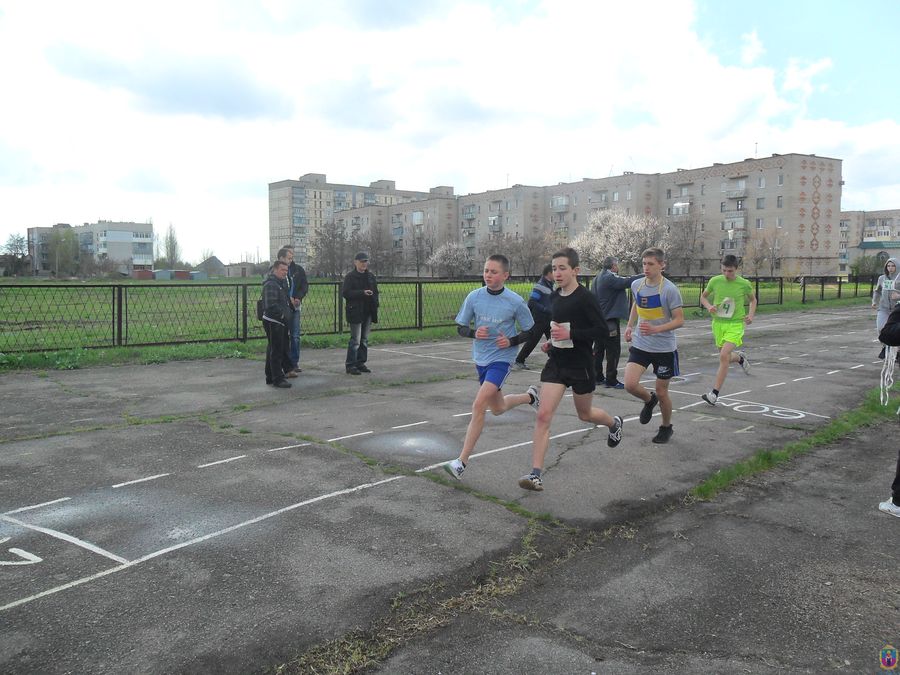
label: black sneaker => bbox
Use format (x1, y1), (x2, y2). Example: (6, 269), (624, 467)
(357, 364), (371, 373)
(652, 425), (673, 444)
(607, 415), (623, 448)
(273, 379), (292, 389)
(639, 392), (658, 424)
(346, 367), (361, 375)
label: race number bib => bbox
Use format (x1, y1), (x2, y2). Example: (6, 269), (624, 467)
(718, 296), (735, 319)
(885, 280), (894, 292)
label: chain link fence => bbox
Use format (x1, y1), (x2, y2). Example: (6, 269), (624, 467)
(0, 276), (878, 353)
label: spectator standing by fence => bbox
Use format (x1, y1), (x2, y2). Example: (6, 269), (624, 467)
(513, 264), (554, 370)
(342, 252), (379, 375)
(261, 260), (293, 389)
(283, 246), (309, 373)
(591, 256), (643, 389)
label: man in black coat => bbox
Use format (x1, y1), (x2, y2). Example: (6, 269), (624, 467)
(261, 260), (293, 388)
(591, 256), (644, 388)
(342, 252), (379, 375)
(878, 302), (900, 518)
(283, 246), (309, 373)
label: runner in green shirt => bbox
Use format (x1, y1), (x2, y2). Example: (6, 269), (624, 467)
(699, 254), (757, 405)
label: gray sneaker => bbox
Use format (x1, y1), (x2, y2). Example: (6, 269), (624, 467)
(878, 499), (900, 518)
(736, 351), (751, 375)
(518, 472), (544, 491)
(512, 361), (528, 371)
(527, 384), (540, 411)
(443, 458), (465, 480)
(702, 391), (718, 406)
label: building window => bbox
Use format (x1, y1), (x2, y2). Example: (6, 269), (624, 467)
(721, 182), (727, 193)
(736, 199), (744, 211)
(626, 190), (632, 200)
(667, 207), (672, 216)
(778, 174), (784, 186)
(680, 186), (689, 196)
(613, 191), (619, 202)
(776, 217), (783, 228)
(777, 195), (783, 208)
(757, 197), (765, 209)
(666, 188), (672, 199)
(756, 217), (764, 229)
(720, 202), (726, 212)
(758, 176), (766, 188)
(700, 222), (705, 231)
(736, 179), (746, 190)
(701, 184), (706, 195)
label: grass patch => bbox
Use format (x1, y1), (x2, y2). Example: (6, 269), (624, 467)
(691, 387), (895, 500)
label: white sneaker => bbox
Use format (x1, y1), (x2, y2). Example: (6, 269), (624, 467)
(527, 384), (540, 411)
(702, 391), (718, 405)
(443, 458), (465, 480)
(878, 499), (900, 518)
(737, 351), (751, 374)
(512, 361), (527, 370)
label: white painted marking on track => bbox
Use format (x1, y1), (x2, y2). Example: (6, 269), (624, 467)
(4, 497), (71, 515)
(111, 474), (170, 489)
(197, 455), (247, 468)
(0, 548), (43, 566)
(0, 515), (128, 564)
(792, 377), (814, 382)
(797, 353), (809, 357)
(392, 421), (429, 429)
(827, 370), (841, 375)
(266, 442), (311, 453)
(767, 382), (786, 388)
(735, 425), (754, 433)
(850, 364), (865, 369)
(375, 347), (471, 364)
(679, 400), (707, 410)
(452, 412), (472, 417)
(839, 345), (848, 349)
(327, 431), (373, 442)
(778, 357), (790, 360)
(1, 475), (405, 613)
(817, 349), (829, 352)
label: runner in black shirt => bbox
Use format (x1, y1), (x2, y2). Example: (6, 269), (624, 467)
(518, 247), (625, 492)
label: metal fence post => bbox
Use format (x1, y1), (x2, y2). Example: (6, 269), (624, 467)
(336, 282), (343, 333)
(241, 284), (248, 342)
(417, 282), (424, 330)
(801, 278), (807, 304)
(779, 277), (783, 304)
(819, 277), (825, 301)
(116, 285), (124, 346)
(837, 276), (842, 299)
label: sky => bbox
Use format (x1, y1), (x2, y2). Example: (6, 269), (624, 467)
(1, 0), (899, 265)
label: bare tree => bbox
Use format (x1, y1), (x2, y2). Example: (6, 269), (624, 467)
(742, 233), (769, 276)
(506, 232), (554, 278)
(407, 222), (436, 277)
(164, 224), (181, 268)
(47, 227), (79, 277)
(571, 210), (668, 274)
(664, 213), (704, 276)
(3, 233), (29, 275)
(310, 220), (350, 279)
(427, 242), (472, 278)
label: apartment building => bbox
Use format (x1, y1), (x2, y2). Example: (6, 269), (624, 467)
(273, 153), (844, 277)
(28, 220), (154, 275)
(268, 173), (434, 265)
(840, 208), (900, 271)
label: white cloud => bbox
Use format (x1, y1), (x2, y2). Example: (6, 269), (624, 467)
(0, 0), (897, 264)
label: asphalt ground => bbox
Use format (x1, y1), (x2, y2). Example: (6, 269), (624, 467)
(1, 303), (898, 673)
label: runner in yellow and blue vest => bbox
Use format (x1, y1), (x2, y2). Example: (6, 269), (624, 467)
(623, 247), (685, 444)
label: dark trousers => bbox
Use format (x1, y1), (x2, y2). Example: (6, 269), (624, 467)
(264, 320), (291, 383)
(516, 317), (551, 363)
(893, 448), (900, 506)
(593, 319), (621, 384)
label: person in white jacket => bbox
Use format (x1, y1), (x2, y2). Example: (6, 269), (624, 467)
(872, 257), (899, 359)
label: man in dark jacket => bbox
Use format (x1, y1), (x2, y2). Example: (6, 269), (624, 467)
(513, 264), (554, 370)
(262, 260), (293, 388)
(342, 252), (379, 375)
(282, 246), (309, 373)
(878, 302), (900, 519)
(591, 256), (643, 388)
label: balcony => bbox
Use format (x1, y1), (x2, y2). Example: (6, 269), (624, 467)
(721, 210), (746, 220)
(726, 189), (747, 199)
(551, 197), (569, 212)
(462, 207), (477, 220)
(461, 225), (476, 236)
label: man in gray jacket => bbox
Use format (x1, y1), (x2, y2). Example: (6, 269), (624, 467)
(591, 257), (643, 388)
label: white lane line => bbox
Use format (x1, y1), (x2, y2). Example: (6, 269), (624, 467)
(197, 455), (247, 468)
(827, 370), (841, 375)
(766, 382), (786, 388)
(872, 360), (884, 364)
(1, 475), (405, 613)
(376, 348), (471, 364)
(452, 412), (472, 417)
(266, 442), (311, 453)
(792, 377), (814, 382)
(3, 498), (71, 515)
(111, 474), (170, 489)
(679, 400), (707, 410)
(839, 345), (848, 349)
(817, 349), (829, 352)
(724, 389), (752, 398)
(0, 515), (128, 565)
(327, 431), (373, 442)
(797, 353), (809, 357)
(392, 421), (429, 429)
(778, 357), (790, 361)
(850, 364), (865, 369)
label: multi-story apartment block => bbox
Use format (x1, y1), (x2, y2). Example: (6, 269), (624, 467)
(28, 220), (154, 275)
(268, 173), (434, 265)
(840, 209), (900, 272)
(272, 153), (844, 277)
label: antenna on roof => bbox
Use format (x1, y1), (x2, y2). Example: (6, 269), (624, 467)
(608, 165), (614, 176)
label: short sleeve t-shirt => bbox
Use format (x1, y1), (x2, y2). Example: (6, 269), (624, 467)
(631, 277), (683, 353)
(456, 286), (534, 366)
(704, 275), (753, 322)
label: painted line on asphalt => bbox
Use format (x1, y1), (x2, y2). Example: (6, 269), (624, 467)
(3, 498), (71, 515)
(327, 431), (373, 442)
(767, 382), (786, 388)
(792, 377), (814, 382)
(375, 347), (471, 364)
(111, 474), (170, 489)
(827, 370), (841, 375)
(197, 455), (247, 468)
(0, 514), (128, 565)
(0, 475), (405, 613)
(850, 364), (865, 369)
(392, 421), (429, 429)
(266, 442), (311, 453)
